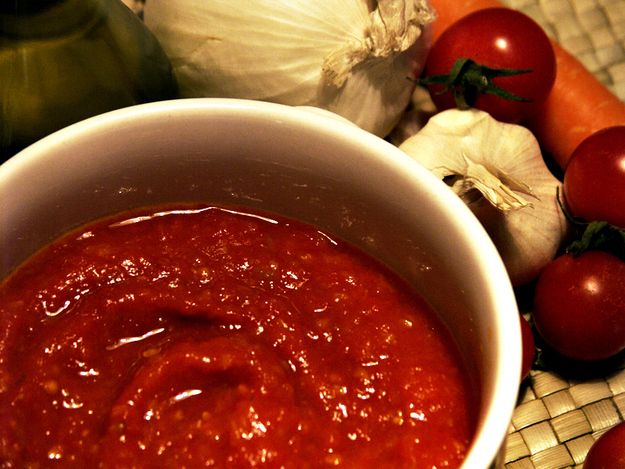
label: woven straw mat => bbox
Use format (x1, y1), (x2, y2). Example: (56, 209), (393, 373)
(124, 0), (625, 467)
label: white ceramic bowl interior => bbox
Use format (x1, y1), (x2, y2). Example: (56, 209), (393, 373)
(0, 98), (520, 468)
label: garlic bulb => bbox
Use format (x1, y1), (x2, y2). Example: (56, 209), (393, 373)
(143, 0), (434, 137)
(400, 109), (567, 285)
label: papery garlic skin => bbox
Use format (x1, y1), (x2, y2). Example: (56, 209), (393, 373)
(400, 109), (567, 285)
(143, 0), (434, 137)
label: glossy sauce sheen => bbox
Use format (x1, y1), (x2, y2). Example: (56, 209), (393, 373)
(0, 206), (475, 467)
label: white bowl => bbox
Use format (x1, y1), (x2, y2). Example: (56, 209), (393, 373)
(0, 98), (520, 468)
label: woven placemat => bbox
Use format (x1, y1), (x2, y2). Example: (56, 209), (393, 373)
(507, 0), (625, 100)
(500, 1), (625, 467)
(506, 361), (625, 468)
(124, 0), (625, 466)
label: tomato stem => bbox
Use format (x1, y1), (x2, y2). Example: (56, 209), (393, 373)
(556, 188), (625, 260)
(419, 58), (532, 109)
(567, 222), (625, 261)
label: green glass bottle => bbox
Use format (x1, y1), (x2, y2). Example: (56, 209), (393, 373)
(0, 0), (178, 161)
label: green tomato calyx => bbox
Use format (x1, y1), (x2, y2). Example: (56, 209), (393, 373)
(419, 57), (532, 109)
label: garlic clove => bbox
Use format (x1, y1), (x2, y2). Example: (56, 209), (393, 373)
(399, 109), (568, 285)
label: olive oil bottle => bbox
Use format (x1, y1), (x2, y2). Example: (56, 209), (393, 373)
(0, 0), (178, 161)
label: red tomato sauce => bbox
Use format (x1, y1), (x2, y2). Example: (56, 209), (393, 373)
(0, 205), (476, 467)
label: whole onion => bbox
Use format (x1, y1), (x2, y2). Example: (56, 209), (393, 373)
(143, 0), (434, 137)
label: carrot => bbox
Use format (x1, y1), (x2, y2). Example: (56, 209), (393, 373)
(527, 44), (625, 169)
(427, 0), (625, 170)
(428, 0), (502, 41)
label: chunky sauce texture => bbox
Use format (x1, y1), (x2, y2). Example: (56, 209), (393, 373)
(0, 205), (475, 467)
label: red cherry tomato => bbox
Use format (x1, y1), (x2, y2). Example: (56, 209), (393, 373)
(584, 421), (625, 469)
(533, 251), (625, 362)
(563, 126), (625, 229)
(519, 315), (535, 380)
(422, 8), (556, 123)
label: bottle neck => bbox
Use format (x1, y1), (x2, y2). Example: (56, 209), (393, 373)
(0, 0), (63, 15)
(0, 0), (105, 37)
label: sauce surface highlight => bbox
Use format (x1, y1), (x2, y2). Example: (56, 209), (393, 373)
(0, 205), (475, 467)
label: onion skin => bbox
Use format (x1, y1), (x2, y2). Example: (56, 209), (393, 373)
(143, 0), (434, 137)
